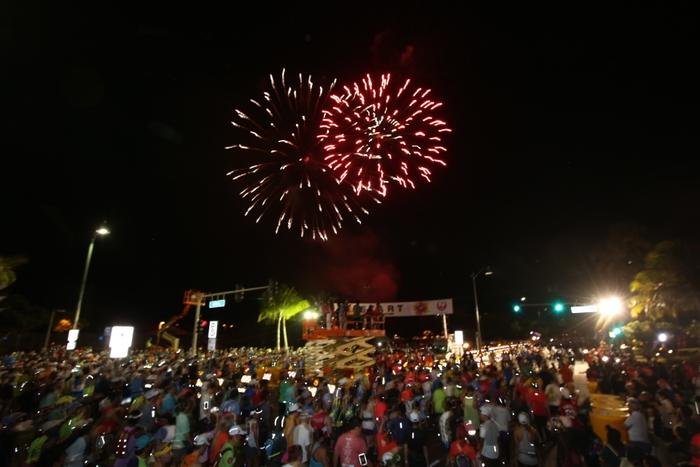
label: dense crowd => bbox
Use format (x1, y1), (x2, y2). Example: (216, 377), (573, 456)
(0, 342), (698, 467)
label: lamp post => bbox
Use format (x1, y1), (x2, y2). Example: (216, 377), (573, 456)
(44, 309), (65, 350)
(73, 226), (110, 330)
(471, 267), (492, 353)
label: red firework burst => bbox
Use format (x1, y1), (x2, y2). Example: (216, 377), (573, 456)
(318, 73), (451, 196)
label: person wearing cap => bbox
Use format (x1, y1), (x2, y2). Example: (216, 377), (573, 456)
(182, 434), (209, 467)
(478, 405), (500, 467)
(284, 403), (301, 444)
(512, 412), (542, 466)
(152, 441), (174, 467)
(219, 425), (246, 467)
(139, 389), (161, 433)
(404, 411), (429, 467)
(625, 398), (652, 462)
(127, 435), (155, 467)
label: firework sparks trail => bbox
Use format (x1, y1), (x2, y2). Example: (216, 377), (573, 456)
(226, 70), (378, 240)
(318, 73), (451, 196)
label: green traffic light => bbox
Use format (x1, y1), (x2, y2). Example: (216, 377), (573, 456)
(613, 327), (621, 336)
(554, 303), (564, 312)
(513, 305), (521, 312)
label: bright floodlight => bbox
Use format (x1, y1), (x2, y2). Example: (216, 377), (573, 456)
(599, 298), (622, 315)
(658, 333), (667, 342)
(96, 227), (110, 235)
(304, 311), (318, 320)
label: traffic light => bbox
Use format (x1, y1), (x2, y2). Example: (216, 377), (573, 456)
(196, 319), (207, 334)
(268, 278), (278, 296)
(235, 283), (244, 303)
(554, 302), (565, 312)
(513, 305), (521, 312)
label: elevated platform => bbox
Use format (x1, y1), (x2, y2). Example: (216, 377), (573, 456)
(304, 336), (377, 371)
(303, 327), (385, 339)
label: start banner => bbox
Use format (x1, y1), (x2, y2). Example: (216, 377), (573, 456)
(359, 298), (453, 317)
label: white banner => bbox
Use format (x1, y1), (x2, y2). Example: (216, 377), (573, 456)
(357, 298), (453, 317)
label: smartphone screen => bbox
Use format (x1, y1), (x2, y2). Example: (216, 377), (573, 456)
(358, 453), (367, 466)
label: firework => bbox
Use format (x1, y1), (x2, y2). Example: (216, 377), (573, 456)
(226, 70), (377, 240)
(318, 73), (451, 196)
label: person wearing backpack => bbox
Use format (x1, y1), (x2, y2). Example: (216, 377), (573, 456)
(217, 425), (246, 467)
(115, 410), (144, 467)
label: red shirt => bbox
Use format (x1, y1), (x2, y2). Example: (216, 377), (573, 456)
(560, 366), (573, 384)
(690, 433), (700, 466)
(528, 390), (549, 417)
(377, 432), (397, 458)
(311, 411), (327, 432)
(449, 439), (477, 462)
(559, 401), (580, 429)
(336, 431), (367, 467)
(374, 401), (388, 421)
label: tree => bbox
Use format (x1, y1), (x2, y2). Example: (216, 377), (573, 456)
(0, 255), (28, 287)
(628, 241), (700, 322)
(591, 221), (650, 292)
(258, 284), (310, 351)
(0, 295), (50, 334)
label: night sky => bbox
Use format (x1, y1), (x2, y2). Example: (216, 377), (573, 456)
(2, 3), (698, 346)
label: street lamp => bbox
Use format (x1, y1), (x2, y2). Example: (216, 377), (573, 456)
(72, 225), (110, 331)
(471, 267), (493, 352)
(599, 298), (622, 315)
(44, 309), (65, 350)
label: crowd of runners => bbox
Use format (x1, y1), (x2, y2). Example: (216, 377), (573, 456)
(0, 342), (697, 467)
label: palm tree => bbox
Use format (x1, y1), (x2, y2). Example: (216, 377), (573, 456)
(258, 284), (310, 351)
(628, 240), (699, 322)
(0, 255), (28, 287)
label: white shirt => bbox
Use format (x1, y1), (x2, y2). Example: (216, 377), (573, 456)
(439, 411), (453, 444)
(624, 410), (650, 443)
(480, 419), (500, 459)
(491, 405), (512, 432)
(293, 423), (311, 463)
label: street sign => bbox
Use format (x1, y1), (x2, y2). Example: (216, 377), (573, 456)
(209, 299), (226, 309)
(208, 320), (218, 339)
(207, 338), (216, 351)
(571, 305), (599, 314)
(67, 329), (79, 345)
(104, 327), (112, 336)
